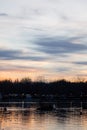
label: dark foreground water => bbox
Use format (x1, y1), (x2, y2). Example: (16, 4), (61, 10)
(0, 102), (87, 130)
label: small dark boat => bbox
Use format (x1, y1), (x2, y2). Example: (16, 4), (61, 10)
(37, 103), (53, 111)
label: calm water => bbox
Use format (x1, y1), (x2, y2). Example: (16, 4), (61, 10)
(0, 102), (87, 130)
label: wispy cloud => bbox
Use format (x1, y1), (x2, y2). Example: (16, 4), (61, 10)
(35, 36), (87, 54)
(0, 13), (8, 17)
(74, 61), (87, 65)
(0, 0), (87, 80)
(0, 48), (47, 61)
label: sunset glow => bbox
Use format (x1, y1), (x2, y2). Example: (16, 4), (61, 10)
(0, 0), (87, 81)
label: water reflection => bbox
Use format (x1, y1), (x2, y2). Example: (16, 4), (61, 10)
(0, 102), (87, 130)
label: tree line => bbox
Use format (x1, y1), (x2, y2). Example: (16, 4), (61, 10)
(0, 78), (87, 99)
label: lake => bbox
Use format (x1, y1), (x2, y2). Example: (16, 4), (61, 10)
(0, 102), (87, 130)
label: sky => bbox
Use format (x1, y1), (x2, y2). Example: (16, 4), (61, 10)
(0, 0), (87, 81)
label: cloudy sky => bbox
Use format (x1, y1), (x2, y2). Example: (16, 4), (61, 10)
(0, 0), (87, 81)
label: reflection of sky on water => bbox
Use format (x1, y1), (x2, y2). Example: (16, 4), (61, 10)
(0, 104), (87, 130)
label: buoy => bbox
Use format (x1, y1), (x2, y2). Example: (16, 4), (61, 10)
(80, 111), (82, 115)
(4, 107), (7, 112)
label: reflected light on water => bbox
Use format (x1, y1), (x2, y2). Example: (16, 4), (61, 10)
(0, 103), (87, 130)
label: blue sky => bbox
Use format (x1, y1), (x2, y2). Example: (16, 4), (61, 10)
(0, 0), (87, 81)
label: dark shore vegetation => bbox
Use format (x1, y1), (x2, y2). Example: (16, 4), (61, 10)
(0, 78), (87, 100)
